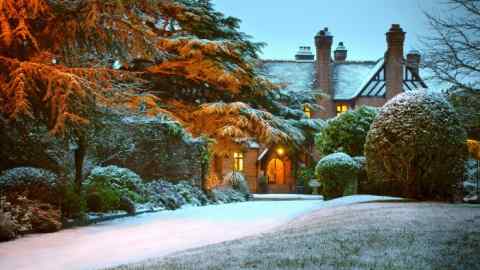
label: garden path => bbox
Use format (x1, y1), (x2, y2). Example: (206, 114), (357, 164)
(0, 195), (398, 270)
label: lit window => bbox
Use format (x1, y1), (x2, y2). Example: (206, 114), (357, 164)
(303, 106), (312, 118)
(336, 104), (349, 115)
(233, 152), (244, 172)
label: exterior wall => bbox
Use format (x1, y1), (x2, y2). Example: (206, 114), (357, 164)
(244, 149), (259, 192)
(354, 96), (388, 108)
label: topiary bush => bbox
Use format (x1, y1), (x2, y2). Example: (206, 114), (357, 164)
(315, 106), (378, 156)
(83, 166), (146, 212)
(315, 152), (359, 199)
(365, 91), (468, 201)
(0, 167), (59, 204)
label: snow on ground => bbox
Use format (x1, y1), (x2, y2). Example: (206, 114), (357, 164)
(0, 195), (399, 270)
(252, 193), (323, 200)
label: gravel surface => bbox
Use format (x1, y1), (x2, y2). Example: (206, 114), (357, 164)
(110, 202), (480, 270)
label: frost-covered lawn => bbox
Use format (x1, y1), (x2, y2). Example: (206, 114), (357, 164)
(0, 195), (397, 270)
(109, 202), (480, 270)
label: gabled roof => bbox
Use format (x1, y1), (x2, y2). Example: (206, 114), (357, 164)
(332, 60), (378, 100)
(261, 58), (445, 101)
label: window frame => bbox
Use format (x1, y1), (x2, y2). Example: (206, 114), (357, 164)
(336, 103), (349, 115)
(233, 152), (244, 172)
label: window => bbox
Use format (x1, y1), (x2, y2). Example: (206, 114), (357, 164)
(336, 104), (349, 115)
(303, 106), (312, 118)
(233, 152), (244, 172)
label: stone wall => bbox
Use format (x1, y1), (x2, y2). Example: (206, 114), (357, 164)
(92, 116), (205, 186)
(0, 116), (206, 187)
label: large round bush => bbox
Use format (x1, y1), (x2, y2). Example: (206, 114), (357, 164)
(315, 152), (359, 199)
(83, 166), (146, 212)
(0, 167), (59, 204)
(315, 106), (378, 156)
(365, 91), (468, 200)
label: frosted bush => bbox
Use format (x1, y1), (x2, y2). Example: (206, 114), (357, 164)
(175, 181), (209, 206)
(224, 172), (250, 195)
(0, 167), (57, 189)
(83, 166), (147, 212)
(84, 166), (146, 201)
(315, 152), (359, 199)
(208, 187), (247, 204)
(0, 167), (58, 203)
(365, 91), (468, 200)
(145, 180), (187, 210)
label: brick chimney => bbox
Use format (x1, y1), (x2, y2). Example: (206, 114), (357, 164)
(315, 27), (333, 94)
(406, 49), (421, 74)
(315, 28), (334, 118)
(334, 42), (347, 62)
(385, 24), (405, 100)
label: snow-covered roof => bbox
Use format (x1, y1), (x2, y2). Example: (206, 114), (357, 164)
(261, 58), (443, 101)
(332, 61), (378, 100)
(262, 61), (315, 93)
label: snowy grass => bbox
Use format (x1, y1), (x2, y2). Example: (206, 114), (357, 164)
(108, 202), (480, 270)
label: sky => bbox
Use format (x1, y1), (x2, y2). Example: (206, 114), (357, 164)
(212, 0), (443, 61)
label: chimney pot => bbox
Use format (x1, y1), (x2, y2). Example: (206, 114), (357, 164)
(334, 41), (348, 62)
(407, 50), (421, 74)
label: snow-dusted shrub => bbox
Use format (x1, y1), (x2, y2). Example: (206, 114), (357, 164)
(208, 187), (247, 204)
(315, 106), (378, 156)
(315, 153), (359, 199)
(224, 172), (250, 195)
(83, 166), (146, 212)
(0, 206), (17, 241)
(175, 181), (209, 206)
(0, 196), (61, 237)
(0, 167), (59, 204)
(84, 166), (146, 202)
(464, 159), (479, 199)
(365, 91), (468, 200)
(447, 88), (480, 140)
(145, 180), (187, 210)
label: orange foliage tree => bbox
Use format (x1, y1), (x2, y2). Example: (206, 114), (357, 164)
(0, 0), (319, 188)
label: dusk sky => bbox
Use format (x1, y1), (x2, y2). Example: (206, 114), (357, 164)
(212, 0), (443, 60)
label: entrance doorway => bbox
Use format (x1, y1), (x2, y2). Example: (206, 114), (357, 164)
(267, 158), (285, 185)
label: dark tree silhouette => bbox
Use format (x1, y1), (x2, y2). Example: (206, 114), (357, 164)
(423, 0), (480, 92)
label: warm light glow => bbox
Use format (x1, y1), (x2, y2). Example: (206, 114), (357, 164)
(303, 106), (312, 118)
(233, 152), (244, 171)
(276, 147), (285, 156)
(467, 139), (480, 160)
(336, 104), (349, 115)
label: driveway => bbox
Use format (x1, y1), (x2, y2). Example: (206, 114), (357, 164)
(0, 195), (398, 270)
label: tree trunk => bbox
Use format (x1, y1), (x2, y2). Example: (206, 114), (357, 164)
(74, 135), (87, 191)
